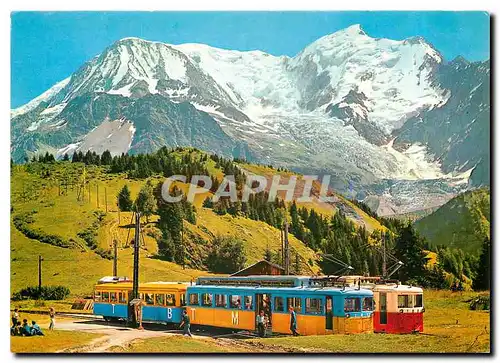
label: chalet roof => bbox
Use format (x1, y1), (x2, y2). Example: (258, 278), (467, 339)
(230, 259), (285, 276)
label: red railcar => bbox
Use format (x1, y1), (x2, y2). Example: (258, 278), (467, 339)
(371, 284), (424, 334)
(335, 276), (424, 334)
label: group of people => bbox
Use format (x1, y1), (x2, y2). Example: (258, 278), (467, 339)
(10, 307), (56, 337)
(256, 306), (299, 338)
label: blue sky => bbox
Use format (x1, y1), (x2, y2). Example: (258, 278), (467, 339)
(11, 11), (490, 108)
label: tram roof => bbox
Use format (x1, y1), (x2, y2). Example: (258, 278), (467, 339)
(187, 284), (373, 296)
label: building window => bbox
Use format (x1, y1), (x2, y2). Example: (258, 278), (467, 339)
(344, 298), (361, 312)
(102, 292), (109, 302)
(94, 291), (102, 302)
(201, 293), (213, 307)
(398, 295), (412, 308)
(145, 293), (154, 305)
(362, 297), (373, 311)
(305, 298), (322, 313)
(229, 295), (242, 309)
(287, 297), (302, 311)
(119, 292), (127, 304)
(110, 292), (117, 303)
(166, 293), (176, 306)
(244, 296), (253, 310)
(415, 294), (423, 308)
(215, 294), (227, 308)
(274, 297), (284, 312)
(189, 293), (199, 306)
(156, 294), (165, 306)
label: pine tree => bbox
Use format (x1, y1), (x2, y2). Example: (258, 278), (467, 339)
(393, 222), (429, 283)
(473, 237), (490, 291)
(117, 185), (133, 212)
(134, 181), (156, 223)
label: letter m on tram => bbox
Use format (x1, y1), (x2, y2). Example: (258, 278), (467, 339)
(231, 311), (239, 325)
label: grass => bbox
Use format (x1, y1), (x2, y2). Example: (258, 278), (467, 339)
(10, 313), (101, 353)
(108, 336), (250, 353)
(250, 289), (490, 353)
(11, 330), (101, 353)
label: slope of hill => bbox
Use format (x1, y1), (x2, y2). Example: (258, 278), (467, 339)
(413, 188), (490, 254)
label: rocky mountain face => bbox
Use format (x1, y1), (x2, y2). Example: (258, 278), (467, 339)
(11, 24), (490, 214)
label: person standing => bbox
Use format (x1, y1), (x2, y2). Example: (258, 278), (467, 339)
(256, 310), (266, 337)
(11, 308), (19, 329)
(289, 306), (299, 336)
(49, 307), (55, 330)
(179, 310), (192, 337)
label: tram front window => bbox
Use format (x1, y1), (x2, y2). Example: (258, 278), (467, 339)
(398, 295), (412, 308)
(362, 297), (373, 311)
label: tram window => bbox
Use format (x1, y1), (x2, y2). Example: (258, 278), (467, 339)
(156, 294), (165, 306)
(102, 292), (109, 302)
(305, 298), (322, 313)
(398, 295), (412, 308)
(215, 294), (227, 308)
(140, 293), (144, 300)
(362, 297), (373, 311)
(229, 295), (242, 309)
(145, 293), (155, 305)
(166, 293), (176, 306)
(181, 294), (186, 307)
(244, 296), (253, 310)
(415, 294), (423, 308)
(287, 297), (302, 311)
(201, 293), (213, 307)
(274, 297), (284, 312)
(94, 291), (102, 302)
(189, 293), (199, 306)
(110, 292), (117, 303)
(119, 292), (127, 304)
(344, 298), (361, 312)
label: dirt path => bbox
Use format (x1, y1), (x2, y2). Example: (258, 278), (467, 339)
(55, 319), (318, 353)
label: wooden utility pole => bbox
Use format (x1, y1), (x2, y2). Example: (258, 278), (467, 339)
(104, 188), (108, 213)
(382, 233), (387, 279)
(38, 255), (43, 291)
(284, 221), (290, 275)
(113, 239), (118, 277)
(181, 223), (185, 270)
(132, 212), (141, 300)
(281, 227), (284, 268)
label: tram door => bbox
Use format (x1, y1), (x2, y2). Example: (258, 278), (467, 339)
(379, 292), (387, 325)
(325, 296), (333, 330)
(256, 293), (272, 327)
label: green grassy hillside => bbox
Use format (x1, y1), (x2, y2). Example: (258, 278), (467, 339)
(414, 188), (490, 254)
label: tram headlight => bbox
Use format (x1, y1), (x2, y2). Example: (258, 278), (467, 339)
(346, 313), (350, 318)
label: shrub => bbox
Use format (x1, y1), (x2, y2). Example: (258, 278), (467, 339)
(467, 295), (490, 311)
(12, 285), (70, 301)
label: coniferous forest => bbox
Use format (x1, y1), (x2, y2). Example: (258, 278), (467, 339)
(21, 147), (488, 290)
